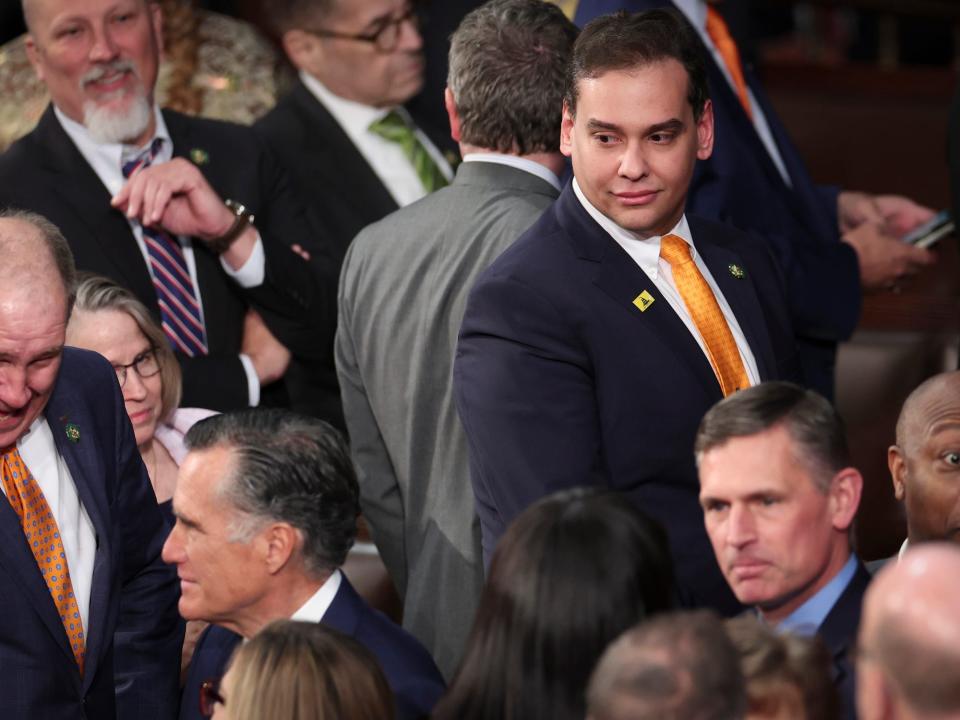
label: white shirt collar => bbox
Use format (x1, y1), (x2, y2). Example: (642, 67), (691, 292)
(898, 538), (910, 561)
(290, 568), (342, 624)
(462, 152), (561, 192)
(300, 70), (395, 138)
(54, 104), (171, 196)
(571, 176), (695, 279)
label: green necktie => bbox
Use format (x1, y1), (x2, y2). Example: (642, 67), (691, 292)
(368, 110), (448, 194)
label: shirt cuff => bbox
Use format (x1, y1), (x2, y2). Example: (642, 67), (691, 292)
(239, 353), (261, 406)
(220, 233), (266, 288)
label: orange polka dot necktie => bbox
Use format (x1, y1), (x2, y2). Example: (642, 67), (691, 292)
(1, 446), (85, 673)
(705, 6), (753, 120)
(660, 234), (750, 397)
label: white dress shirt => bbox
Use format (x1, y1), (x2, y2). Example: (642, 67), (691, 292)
(573, 179), (760, 384)
(8, 418), (97, 636)
(54, 106), (263, 405)
(290, 569), (343, 624)
(673, 0), (792, 186)
(300, 71), (453, 207)
(462, 153), (562, 192)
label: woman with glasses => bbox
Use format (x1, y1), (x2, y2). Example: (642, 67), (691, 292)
(66, 274), (215, 526)
(201, 620), (395, 720)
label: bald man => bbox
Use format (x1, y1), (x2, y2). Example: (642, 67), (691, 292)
(857, 543), (960, 720)
(0, 210), (181, 718)
(886, 371), (960, 561)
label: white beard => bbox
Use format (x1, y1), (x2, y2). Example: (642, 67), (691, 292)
(83, 90), (152, 145)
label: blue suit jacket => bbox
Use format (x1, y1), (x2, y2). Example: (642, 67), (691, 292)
(818, 560), (871, 720)
(0, 348), (181, 718)
(179, 576), (445, 720)
(573, 0), (860, 398)
(454, 184), (798, 614)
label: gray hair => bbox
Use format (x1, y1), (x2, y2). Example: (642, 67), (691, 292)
(0, 208), (77, 316)
(694, 382), (850, 493)
(448, 0), (578, 155)
(185, 409), (359, 577)
(587, 610), (746, 720)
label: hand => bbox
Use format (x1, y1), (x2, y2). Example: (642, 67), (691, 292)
(872, 194), (937, 237)
(842, 222), (936, 290)
(838, 191), (884, 233)
(241, 309), (291, 385)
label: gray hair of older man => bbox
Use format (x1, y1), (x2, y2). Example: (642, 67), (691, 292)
(184, 409), (359, 577)
(587, 610), (746, 720)
(448, 0), (578, 155)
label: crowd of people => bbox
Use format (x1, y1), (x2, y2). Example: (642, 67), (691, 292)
(0, 0), (957, 718)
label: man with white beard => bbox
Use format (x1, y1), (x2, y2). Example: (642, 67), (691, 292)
(0, 0), (337, 420)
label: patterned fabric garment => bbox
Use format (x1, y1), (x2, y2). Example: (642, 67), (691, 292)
(0, 446), (85, 672)
(368, 110), (449, 194)
(660, 234), (750, 396)
(122, 138), (210, 357)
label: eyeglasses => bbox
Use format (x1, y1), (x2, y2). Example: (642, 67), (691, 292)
(304, 6), (419, 53)
(199, 678), (225, 718)
(112, 348), (160, 388)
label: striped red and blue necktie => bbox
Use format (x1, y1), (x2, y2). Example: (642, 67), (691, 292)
(122, 139), (209, 357)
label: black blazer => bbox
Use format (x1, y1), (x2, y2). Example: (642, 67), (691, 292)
(454, 183), (799, 615)
(0, 106), (336, 414)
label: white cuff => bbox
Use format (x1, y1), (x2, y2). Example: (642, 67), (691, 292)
(220, 233), (266, 288)
(239, 353), (261, 406)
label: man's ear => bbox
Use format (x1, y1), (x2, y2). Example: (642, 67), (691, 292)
(261, 523), (300, 575)
(560, 100), (575, 159)
(444, 87), (461, 143)
(888, 445), (907, 501)
(829, 468), (863, 532)
(24, 35), (44, 82)
(696, 99), (714, 160)
(282, 29), (317, 72)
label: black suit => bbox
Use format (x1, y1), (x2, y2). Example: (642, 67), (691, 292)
(0, 106), (336, 415)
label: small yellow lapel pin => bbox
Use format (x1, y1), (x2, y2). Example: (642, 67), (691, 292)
(728, 263), (746, 279)
(189, 148), (210, 166)
(633, 290), (656, 312)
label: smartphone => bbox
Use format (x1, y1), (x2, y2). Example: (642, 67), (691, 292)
(901, 210), (954, 249)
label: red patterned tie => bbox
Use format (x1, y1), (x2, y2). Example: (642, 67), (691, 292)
(1, 446), (85, 672)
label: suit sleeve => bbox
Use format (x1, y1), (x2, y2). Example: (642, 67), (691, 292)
(335, 248), (408, 595)
(109, 366), (183, 719)
(179, 354), (249, 411)
(453, 272), (605, 547)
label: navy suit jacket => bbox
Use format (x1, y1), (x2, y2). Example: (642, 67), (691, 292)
(573, 0), (860, 398)
(179, 576), (445, 720)
(0, 348), (181, 719)
(454, 183), (798, 614)
(818, 560), (871, 720)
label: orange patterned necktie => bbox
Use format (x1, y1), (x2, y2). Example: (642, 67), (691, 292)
(705, 6), (753, 119)
(1, 446), (85, 673)
(660, 234), (750, 397)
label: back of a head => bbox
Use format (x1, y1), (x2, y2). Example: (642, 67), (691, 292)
(184, 409), (359, 576)
(725, 616), (839, 720)
(225, 619), (395, 720)
(587, 610), (746, 720)
(448, 0), (578, 154)
(433, 488), (674, 720)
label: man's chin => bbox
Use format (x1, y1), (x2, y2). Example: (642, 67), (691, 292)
(83, 93), (153, 145)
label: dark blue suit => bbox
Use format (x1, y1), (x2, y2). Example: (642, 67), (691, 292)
(179, 575), (445, 720)
(454, 184), (798, 614)
(0, 348), (181, 718)
(573, 0), (860, 398)
(818, 560), (871, 720)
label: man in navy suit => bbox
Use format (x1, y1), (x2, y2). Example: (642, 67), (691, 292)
(166, 410), (445, 720)
(696, 381), (869, 720)
(0, 210), (181, 718)
(453, 8), (797, 614)
(569, 0), (935, 398)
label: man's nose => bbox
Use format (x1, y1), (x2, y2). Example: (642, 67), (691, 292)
(396, 12), (423, 52)
(0, 369), (32, 411)
(726, 504), (756, 548)
(161, 523), (183, 565)
(618, 142), (648, 181)
(88, 24), (120, 63)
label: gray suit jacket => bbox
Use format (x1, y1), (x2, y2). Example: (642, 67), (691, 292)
(335, 160), (559, 678)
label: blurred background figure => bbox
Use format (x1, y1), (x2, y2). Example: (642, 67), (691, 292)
(726, 616), (840, 720)
(856, 543), (960, 720)
(206, 620), (395, 720)
(432, 488), (674, 720)
(586, 610), (746, 720)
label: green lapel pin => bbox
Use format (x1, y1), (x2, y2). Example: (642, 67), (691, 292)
(189, 148), (210, 166)
(65, 423), (80, 443)
(728, 263), (746, 280)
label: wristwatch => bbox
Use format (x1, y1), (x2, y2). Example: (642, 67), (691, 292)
(209, 199), (255, 254)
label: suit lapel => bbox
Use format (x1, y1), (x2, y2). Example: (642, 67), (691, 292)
(33, 107), (156, 303)
(817, 562), (871, 691)
(44, 381), (111, 690)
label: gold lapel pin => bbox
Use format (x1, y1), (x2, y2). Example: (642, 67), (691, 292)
(728, 264), (746, 279)
(189, 148), (210, 166)
(633, 290), (656, 312)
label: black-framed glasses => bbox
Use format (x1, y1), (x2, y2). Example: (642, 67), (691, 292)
(304, 5), (419, 52)
(199, 678), (225, 718)
(112, 348), (160, 388)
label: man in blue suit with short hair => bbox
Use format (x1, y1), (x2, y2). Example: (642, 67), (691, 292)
(169, 410), (445, 720)
(454, 8), (798, 614)
(0, 210), (181, 718)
